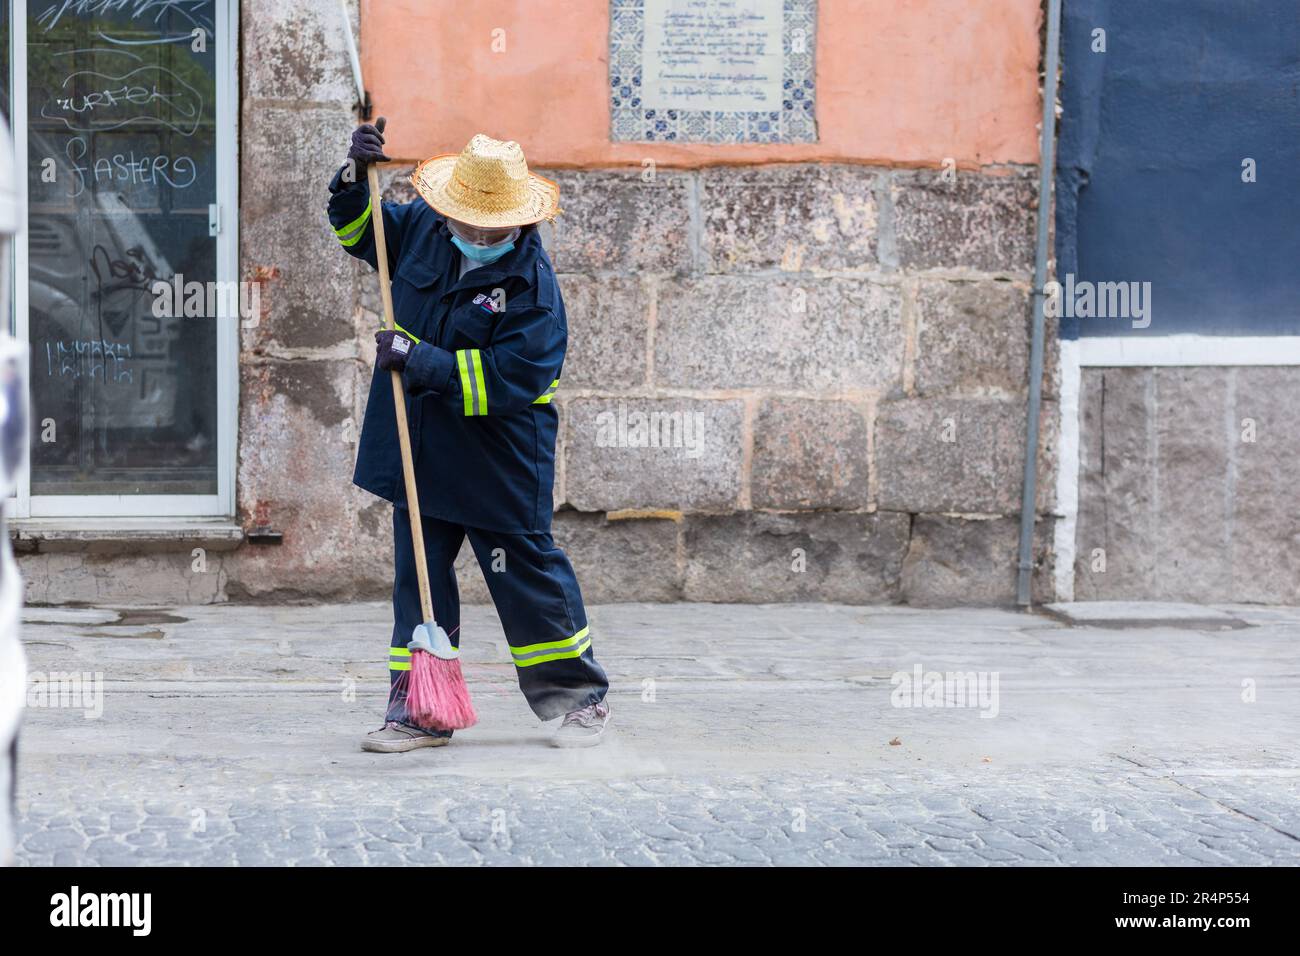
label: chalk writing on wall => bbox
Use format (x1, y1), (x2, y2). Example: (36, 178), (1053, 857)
(46, 48), (206, 202)
(45, 338), (134, 384)
(66, 136), (198, 197)
(36, 0), (215, 34)
(43, 62), (203, 134)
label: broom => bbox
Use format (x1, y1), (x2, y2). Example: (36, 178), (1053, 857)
(365, 129), (477, 731)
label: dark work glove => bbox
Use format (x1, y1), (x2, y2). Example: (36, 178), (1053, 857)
(348, 116), (390, 174)
(375, 329), (414, 372)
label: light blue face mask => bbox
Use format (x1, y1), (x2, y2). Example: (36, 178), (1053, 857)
(452, 234), (515, 265)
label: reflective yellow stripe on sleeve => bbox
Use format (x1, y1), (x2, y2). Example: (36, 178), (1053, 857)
(392, 321), (420, 344)
(532, 379), (559, 405)
(456, 349), (488, 416)
(334, 199), (372, 247)
(457, 350), (473, 415)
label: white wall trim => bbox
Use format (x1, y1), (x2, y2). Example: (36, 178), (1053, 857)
(1055, 333), (1300, 600)
(28, 495), (225, 519)
(1076, 335), (1300, 367)
(216, 0), (240, 518)
(1053, 339), (1081, 601)
(11, 0), (29, 519)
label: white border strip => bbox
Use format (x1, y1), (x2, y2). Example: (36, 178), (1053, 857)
(11, 0), (28, 519)
(1053, 339), (1082, 601)
(1076, 335), (1300, 367)
(216, 0), (240, 518)
(1056, 334), (1300, 600)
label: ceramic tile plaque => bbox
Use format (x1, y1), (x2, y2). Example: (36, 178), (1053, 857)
(610, 0), (817, 143)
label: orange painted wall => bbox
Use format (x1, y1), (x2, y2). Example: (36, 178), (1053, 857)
(361, 0), (1042, 169)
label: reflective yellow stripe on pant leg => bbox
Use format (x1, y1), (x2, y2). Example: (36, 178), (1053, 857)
(511, 626), (591, 668)
(389, 646), (411, 672)
(514, 638), (591, 668)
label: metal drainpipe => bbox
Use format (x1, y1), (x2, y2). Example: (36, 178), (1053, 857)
(1016, 0), (1063, 607)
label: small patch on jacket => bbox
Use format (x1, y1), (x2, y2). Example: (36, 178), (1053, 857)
(473, 293), (502, 314)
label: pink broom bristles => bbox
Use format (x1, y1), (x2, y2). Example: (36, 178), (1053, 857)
(406, 648), (478, 730)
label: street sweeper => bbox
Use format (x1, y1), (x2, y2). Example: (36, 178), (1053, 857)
(327, 120), (610, 752)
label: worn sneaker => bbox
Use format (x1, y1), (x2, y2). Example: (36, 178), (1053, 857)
(552, 700), (611, 748)
(361, 721), (452, 753)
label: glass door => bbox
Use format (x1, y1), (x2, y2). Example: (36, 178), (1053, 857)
(10, 0), (236, 518)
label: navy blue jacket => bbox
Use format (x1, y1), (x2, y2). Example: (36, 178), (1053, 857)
(327, 167), (565, 533)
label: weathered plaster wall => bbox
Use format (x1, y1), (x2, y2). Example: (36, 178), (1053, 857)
(362, 0), (1044, 168)
(220, 0), (395, 601)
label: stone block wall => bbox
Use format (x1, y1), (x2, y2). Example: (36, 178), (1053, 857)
(17, 1), (1055, 607)
(1071, 366), (1300, 603)
(404, 162), (1056, 606)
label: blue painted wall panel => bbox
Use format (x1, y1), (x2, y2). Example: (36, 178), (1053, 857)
(1056, 0), (1300, 338)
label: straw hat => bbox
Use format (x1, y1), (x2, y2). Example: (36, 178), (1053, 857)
(411, 134), (560, 228)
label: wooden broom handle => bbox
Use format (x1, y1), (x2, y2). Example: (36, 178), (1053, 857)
(367, 162), (435, 626)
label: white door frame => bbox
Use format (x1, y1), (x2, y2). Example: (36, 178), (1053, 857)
(1054, 335), (1300, 600)
(9, 0), (239, 520)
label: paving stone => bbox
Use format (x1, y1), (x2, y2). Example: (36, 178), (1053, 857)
(22, 827), (85, 852)
(12, 601), (1300, 867)
(1044, 601), (1243, 627)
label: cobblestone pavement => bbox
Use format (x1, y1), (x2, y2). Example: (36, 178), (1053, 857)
(14, 602), (1300, 866)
